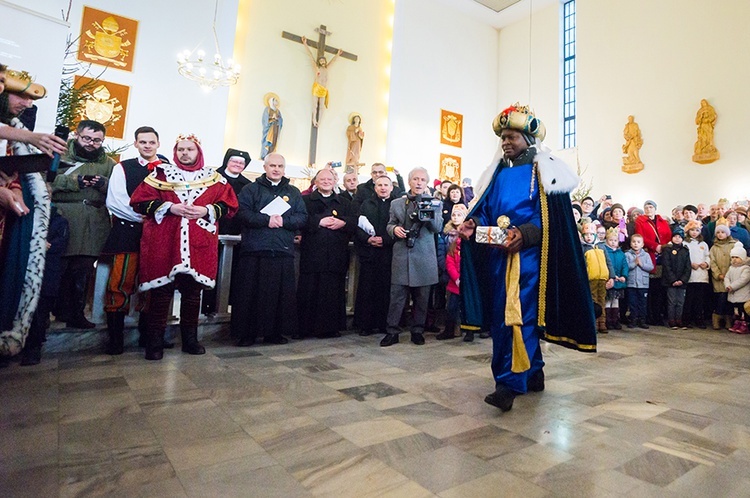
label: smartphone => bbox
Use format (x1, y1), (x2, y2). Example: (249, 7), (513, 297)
(605, 195), (612, 200)
(82, 175), (97, 181)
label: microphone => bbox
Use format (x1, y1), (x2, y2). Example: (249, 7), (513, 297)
(47, 125), (70, 182)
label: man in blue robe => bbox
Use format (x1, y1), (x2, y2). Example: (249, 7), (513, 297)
(460, 104), (596, 412)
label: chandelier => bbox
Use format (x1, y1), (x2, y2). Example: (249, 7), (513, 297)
(176, 0), (240, 91)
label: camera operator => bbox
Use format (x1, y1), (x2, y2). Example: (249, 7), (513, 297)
(381, 167), (443, 347)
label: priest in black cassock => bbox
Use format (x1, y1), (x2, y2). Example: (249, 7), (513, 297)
(295, 168), (355, 339)
(353, 176), (396, 337)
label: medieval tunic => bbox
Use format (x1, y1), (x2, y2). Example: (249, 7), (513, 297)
(130, 164), (238, 291)
(297, 191), (355, 337)
(461, 147), (596, 394)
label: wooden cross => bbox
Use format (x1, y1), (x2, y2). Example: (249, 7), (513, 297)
(282, 24), (357, 166)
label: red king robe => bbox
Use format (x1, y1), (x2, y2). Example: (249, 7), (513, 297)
(130, 164), (238, 291)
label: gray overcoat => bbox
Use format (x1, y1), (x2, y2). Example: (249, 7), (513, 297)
(387, 196), (443, 287)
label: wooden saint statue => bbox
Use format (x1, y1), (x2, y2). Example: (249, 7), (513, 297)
(692, 99), (719, 164)
(345, 113), (364, 168)
(621, 115), (644, 174)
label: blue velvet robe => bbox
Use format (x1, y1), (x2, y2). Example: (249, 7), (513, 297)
(461, 151), (596, 394)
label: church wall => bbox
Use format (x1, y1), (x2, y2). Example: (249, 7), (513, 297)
(576, 0), (750, 211)
(496, 0), (750, 212)
(227, 0), (392, 175)
(496, 2), (561, 152)
(387, 0), (500, 185)
(6, 0), (238, 162)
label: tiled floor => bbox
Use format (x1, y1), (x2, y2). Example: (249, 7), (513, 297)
(2, 326), (750, 497)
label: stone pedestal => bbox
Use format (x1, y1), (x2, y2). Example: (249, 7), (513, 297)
(621, 161), (644, 174)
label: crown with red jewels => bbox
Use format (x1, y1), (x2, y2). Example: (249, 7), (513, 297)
(175, 133), (201, 146)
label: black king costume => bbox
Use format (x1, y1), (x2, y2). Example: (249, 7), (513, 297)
(461, 104), (596, 412)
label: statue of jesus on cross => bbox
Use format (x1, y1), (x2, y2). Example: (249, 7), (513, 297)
(301, 36), (341, 128)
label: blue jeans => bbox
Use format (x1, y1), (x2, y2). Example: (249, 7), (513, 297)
(627, 288), (648, 323)
(666, 286), (686, 322)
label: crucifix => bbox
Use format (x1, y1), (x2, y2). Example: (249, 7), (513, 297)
(282, 24), (358, 166)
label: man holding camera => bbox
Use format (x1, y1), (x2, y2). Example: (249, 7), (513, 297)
(381, 167), (443, 347)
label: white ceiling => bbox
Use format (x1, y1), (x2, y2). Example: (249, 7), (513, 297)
(431, 0), (557, 29)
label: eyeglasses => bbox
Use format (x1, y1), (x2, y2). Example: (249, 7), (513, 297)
(79, 135), (103, 145)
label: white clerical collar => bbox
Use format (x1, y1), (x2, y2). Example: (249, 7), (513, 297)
(224, 171), (239, 178)
(319, 191), (333, 197)
(270, 179), (281, 186)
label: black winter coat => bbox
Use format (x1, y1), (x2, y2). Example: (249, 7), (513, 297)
(236, 174), (307, 257)
(661, 243), (691, 286)
(354, 195), (395, 263)
(299, 191), (355, 274)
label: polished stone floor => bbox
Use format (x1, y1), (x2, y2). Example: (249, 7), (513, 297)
(2, 325), (750, 497)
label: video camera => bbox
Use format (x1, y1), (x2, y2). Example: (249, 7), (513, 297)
(409, 194), (442, 222)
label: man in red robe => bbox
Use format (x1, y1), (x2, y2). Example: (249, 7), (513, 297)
(130, 134), (238, 360)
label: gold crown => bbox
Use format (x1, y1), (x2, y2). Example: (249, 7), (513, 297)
(175, 133), (201, 146)
(492, 103), (546, 141)
(5, 69), (47, 100)
(605, 227), (619, 238)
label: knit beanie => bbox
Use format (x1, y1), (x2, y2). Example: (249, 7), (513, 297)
(715, 217), (731, 237)
(730, 241), (747, 260)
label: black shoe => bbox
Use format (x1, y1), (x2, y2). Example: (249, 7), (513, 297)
(435, 328), (455, 340)
(638, 321), (650, 329)
(263, 335), (289, 345)
(237, 336), (255, 347)
(380, 333), (399, 347)
(106, 312), (125, 356)
(479, 332), (490, 339)
(528, 369), (545, 392)
(359, 329), (372, 337)
(411, 333), (425, 345)
(484, 386), (515, 412)
(291, 334), (304, 340)
(424, 325), (440, 333)
(145, 348), (163, 361)
(463, 331), (474, 342)
(66, 315), (96, 329)
(181, 326), (206, 355)
(20, 347), (42, 366)
(696, 321), (707, 329)
(317, 331), (341, 339)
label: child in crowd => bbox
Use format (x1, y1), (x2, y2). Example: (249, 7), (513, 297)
(725, 242), (750, 334)
(625, 233), (654, 329)
(709, 219), (735, 329)
(603, 227), (628, 330)
(683, 220), (710, 328)
(660, 226), (691, 329)
(437, 204), (467, 341)
(596, 224), (607, 244)
(582, 222), (614, 333)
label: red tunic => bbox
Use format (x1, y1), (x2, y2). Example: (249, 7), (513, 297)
(130, 165), (238, 291)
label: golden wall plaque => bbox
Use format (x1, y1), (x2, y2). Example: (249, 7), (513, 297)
(76, 7), (138, 72)
(440, 109), (462, 148)
(73, 76), (130, 139)
(439, 153), (461, 184)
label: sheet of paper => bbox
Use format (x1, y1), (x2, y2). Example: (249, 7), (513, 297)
(260, 195), (291, 216)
